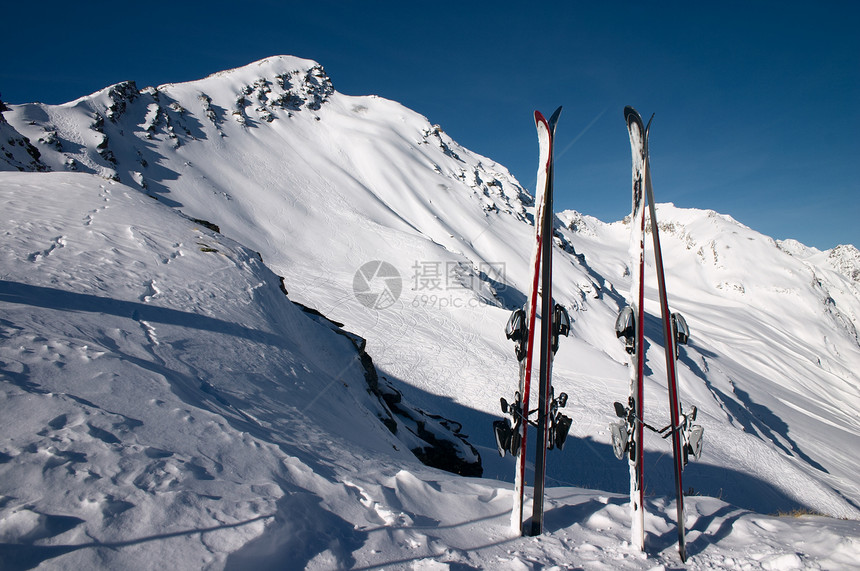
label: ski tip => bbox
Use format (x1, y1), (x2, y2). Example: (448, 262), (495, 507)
(549, 106), (562, 127)
(534, 112), (551, 137)
(535, 107), (562, 129)
(624, 106), (641, 124)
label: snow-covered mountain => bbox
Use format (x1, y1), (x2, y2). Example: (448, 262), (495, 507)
(2, 56), (859, 569)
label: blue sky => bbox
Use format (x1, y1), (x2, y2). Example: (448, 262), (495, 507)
(4, 1), (858, 249)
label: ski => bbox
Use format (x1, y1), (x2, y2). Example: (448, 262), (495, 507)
(642, 111), (688, 563)
(495, 106), (570, 536)
(528, 105), (564, 537)
(610, 105), (650, 551)
(612, 107), (704, 561)
(495, 107), (553, 535)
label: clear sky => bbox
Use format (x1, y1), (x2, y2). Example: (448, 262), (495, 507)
(4, 1), (858, 250)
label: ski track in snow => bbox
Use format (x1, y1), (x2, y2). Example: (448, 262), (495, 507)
(1, 56), (859, 569)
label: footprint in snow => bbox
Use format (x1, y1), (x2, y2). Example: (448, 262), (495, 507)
(26, 235), (67, 262)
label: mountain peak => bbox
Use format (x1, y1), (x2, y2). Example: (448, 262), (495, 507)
(167, 55), (332, 99)
(200, 55), (323, 81)
(155, 55), (335, 120)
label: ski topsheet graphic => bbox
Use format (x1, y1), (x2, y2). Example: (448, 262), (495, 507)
(611, 106), (704, 562)
(494, 107), (569, 536)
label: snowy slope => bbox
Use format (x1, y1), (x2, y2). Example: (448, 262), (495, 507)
(2, 167), (858, 571)
(0, 98), (48, 173)
(553, 207), (860, 518)
(0, 171), (480, 568)
(2, 56), (860, 568)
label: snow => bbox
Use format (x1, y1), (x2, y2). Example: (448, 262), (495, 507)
(1, 56), (860, 569)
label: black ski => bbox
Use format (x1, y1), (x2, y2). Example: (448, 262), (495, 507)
(640, 110), (703, 563)
(528, 106), (568, 536)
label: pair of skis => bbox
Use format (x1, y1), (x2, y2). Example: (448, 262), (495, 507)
(610, 106), (704, 562)
(493, 105), (702, 557)
(493, 106), (571, 537)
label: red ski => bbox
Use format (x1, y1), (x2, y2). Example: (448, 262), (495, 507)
(494, 106), (569, 536)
